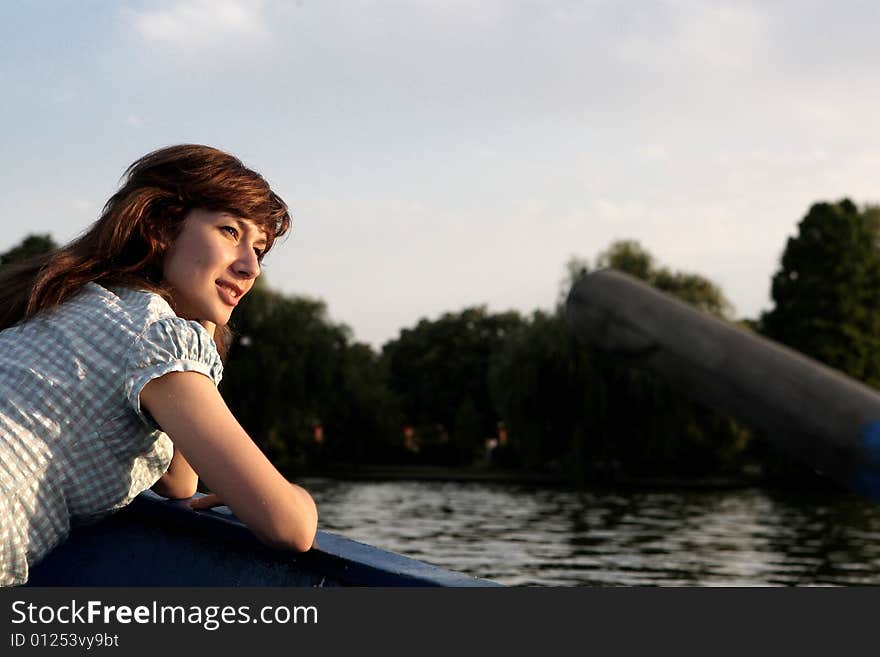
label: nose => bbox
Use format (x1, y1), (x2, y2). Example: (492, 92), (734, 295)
(233, 245), (261, 279)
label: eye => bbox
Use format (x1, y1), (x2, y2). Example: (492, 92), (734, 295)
(221, 225), (239, 239)
(254, 247), (265, 262)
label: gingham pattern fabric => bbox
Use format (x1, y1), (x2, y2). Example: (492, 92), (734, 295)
(0, 283), (222, 586)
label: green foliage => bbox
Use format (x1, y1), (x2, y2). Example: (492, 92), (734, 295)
(652, 270), (733, 318)
(596, 240), (733, 318)
(578, 241), (747, 473)
(598, 360), (751, 477)
(0, 234), (57, 265)
(490, 239), (750, 480)
(221, 279), (399, 474)
(595, 239), (654, 281)
(488, 310), (599, 474)
(556, 255), (590, 308)
(381, 306), (526, 464)
(761, 199), (880, 386)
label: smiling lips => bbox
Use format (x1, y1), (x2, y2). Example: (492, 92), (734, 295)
(216, 279), (245, 306)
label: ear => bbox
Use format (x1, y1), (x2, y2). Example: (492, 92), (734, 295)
(139, 224), (172, 284)
(147, 218), (177, 252)
(147, 200), (188, 251)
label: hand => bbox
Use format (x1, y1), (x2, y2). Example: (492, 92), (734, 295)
(187, 493), (225, 510)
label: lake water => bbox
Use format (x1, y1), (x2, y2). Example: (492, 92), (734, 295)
(302, 477), (880, 586)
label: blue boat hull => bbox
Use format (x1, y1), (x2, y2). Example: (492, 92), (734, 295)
(25, 491), (500, 587)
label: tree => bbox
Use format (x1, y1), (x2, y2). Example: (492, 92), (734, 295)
(381, 307), (526, 463)
(761, 199), (880, 387)
(488, 310), (600, 477)
(595, 239), (733, 318)
(221, 278), (399, 473)
(0, 234), (57, 266)
(595, 239), (655, 281)
(552, 240), (749, 478)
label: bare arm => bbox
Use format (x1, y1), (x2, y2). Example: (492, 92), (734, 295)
(150, 446), (199, 499)
(140, 370), (318, 552)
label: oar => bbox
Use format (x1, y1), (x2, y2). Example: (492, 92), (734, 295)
(566, 268), (880, 499)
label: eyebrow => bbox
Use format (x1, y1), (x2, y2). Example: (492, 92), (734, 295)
(233, 217), (269, 248)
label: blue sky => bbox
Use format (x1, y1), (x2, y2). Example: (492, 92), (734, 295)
(2, 1), (879, 348)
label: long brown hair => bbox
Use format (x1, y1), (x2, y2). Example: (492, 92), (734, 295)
(0, 144), (291, 358)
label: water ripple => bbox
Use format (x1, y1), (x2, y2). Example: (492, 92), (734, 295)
(303, 477), (880, 586)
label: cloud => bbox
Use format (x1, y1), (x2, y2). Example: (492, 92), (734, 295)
(637, 144), (670, 163)
(70, 199), (98, 212)
(129, 0), (271, 55)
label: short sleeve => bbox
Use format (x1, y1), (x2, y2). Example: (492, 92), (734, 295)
(123, 316), (224, 427)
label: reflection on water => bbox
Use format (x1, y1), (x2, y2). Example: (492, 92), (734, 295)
(302, 477), (880, 586)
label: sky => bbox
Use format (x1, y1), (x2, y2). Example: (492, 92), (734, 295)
(2, 1), (879, 350)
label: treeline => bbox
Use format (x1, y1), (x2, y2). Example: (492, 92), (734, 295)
(4, 199), (880, 486)
(219, 239), (751, 482)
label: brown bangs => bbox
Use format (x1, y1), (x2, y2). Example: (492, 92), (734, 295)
(200, 188), (290, 256)
(125, 144), (292, 256)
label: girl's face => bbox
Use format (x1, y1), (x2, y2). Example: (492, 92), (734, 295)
(161, 208), (267, 326)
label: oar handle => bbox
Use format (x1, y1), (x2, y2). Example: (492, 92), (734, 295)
(566, 268), (880, 498)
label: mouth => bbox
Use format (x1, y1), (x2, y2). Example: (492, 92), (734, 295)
(216, 279), (245, 306)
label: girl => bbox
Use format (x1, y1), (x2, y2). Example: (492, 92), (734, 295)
(0, 144), (318, 586)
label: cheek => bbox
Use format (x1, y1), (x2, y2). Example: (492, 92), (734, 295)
(163, 231), (224, 284)
(166, 249), (206, 277)
(163, 252), (197, 289)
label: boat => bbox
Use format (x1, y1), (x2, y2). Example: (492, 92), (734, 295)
(25, 490), (501, 587)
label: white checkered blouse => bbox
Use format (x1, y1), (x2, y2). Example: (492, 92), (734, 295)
(0, 283), (223, 586)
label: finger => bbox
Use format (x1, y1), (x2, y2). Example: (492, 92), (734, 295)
(188, 494), (223, 509)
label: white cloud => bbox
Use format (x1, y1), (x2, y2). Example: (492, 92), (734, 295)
(129, 0), (271, 56)
(637, 144), (670, 163)
(70, 199), (97, 213)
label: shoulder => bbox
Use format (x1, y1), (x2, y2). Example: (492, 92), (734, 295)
(53, 282), (183, 339)
(93, 284), (177, 328)
(98, 284), (219, 368)
(1, 283), (177, 349)
(27, 284), (188, 362)
(118, 287), (223, 390)
(52, 282), (173, 322)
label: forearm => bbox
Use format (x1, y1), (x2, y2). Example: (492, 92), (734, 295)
(189, 482), (319, 551)
(151, 446), (199, 499)
(277, 483), (319, 551)
(142, 372), (319, 551)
